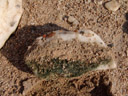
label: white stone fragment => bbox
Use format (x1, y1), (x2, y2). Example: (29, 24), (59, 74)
(0, 0), (23, 49)
(53, 30), (107, 47)
(38, 30), (107, 48)
(105, 0), (120, 11)
(77, 30), (107, 47)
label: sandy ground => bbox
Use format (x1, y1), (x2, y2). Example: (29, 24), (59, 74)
(0, 0), (128, 96)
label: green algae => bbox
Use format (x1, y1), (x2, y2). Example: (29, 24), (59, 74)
(25, 57), (111, 79)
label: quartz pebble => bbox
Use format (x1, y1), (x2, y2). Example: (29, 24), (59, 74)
(105, 0), (120, 11)
(0, 0), (23, 49)
(67, 16), (79, 26)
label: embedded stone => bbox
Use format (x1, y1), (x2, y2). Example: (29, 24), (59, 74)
(105, 0), (120, 11)
(25, 30), (116, 79)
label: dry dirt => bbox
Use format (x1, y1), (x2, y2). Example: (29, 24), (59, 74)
(0, 0), (128, 96)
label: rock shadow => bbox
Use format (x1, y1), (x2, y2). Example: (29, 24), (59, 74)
(91, 76), (113, 96)
(1, 23), (68, 73)
(122, 13), (128, 34)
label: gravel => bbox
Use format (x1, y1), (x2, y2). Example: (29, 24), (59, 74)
(105, 0), (120, 11)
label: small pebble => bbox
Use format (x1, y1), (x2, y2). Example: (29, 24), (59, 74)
(105, 0), (120, 11)
(58, 14), (64, 20)
(67, 16), (79, 26)
(97, 0), (103, 5)
(84, 0), (91, 4)
(126, 49), (128, 57)
(76, 0), (81, 3)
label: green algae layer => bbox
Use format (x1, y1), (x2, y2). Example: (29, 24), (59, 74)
(25, 57), (111, 79)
